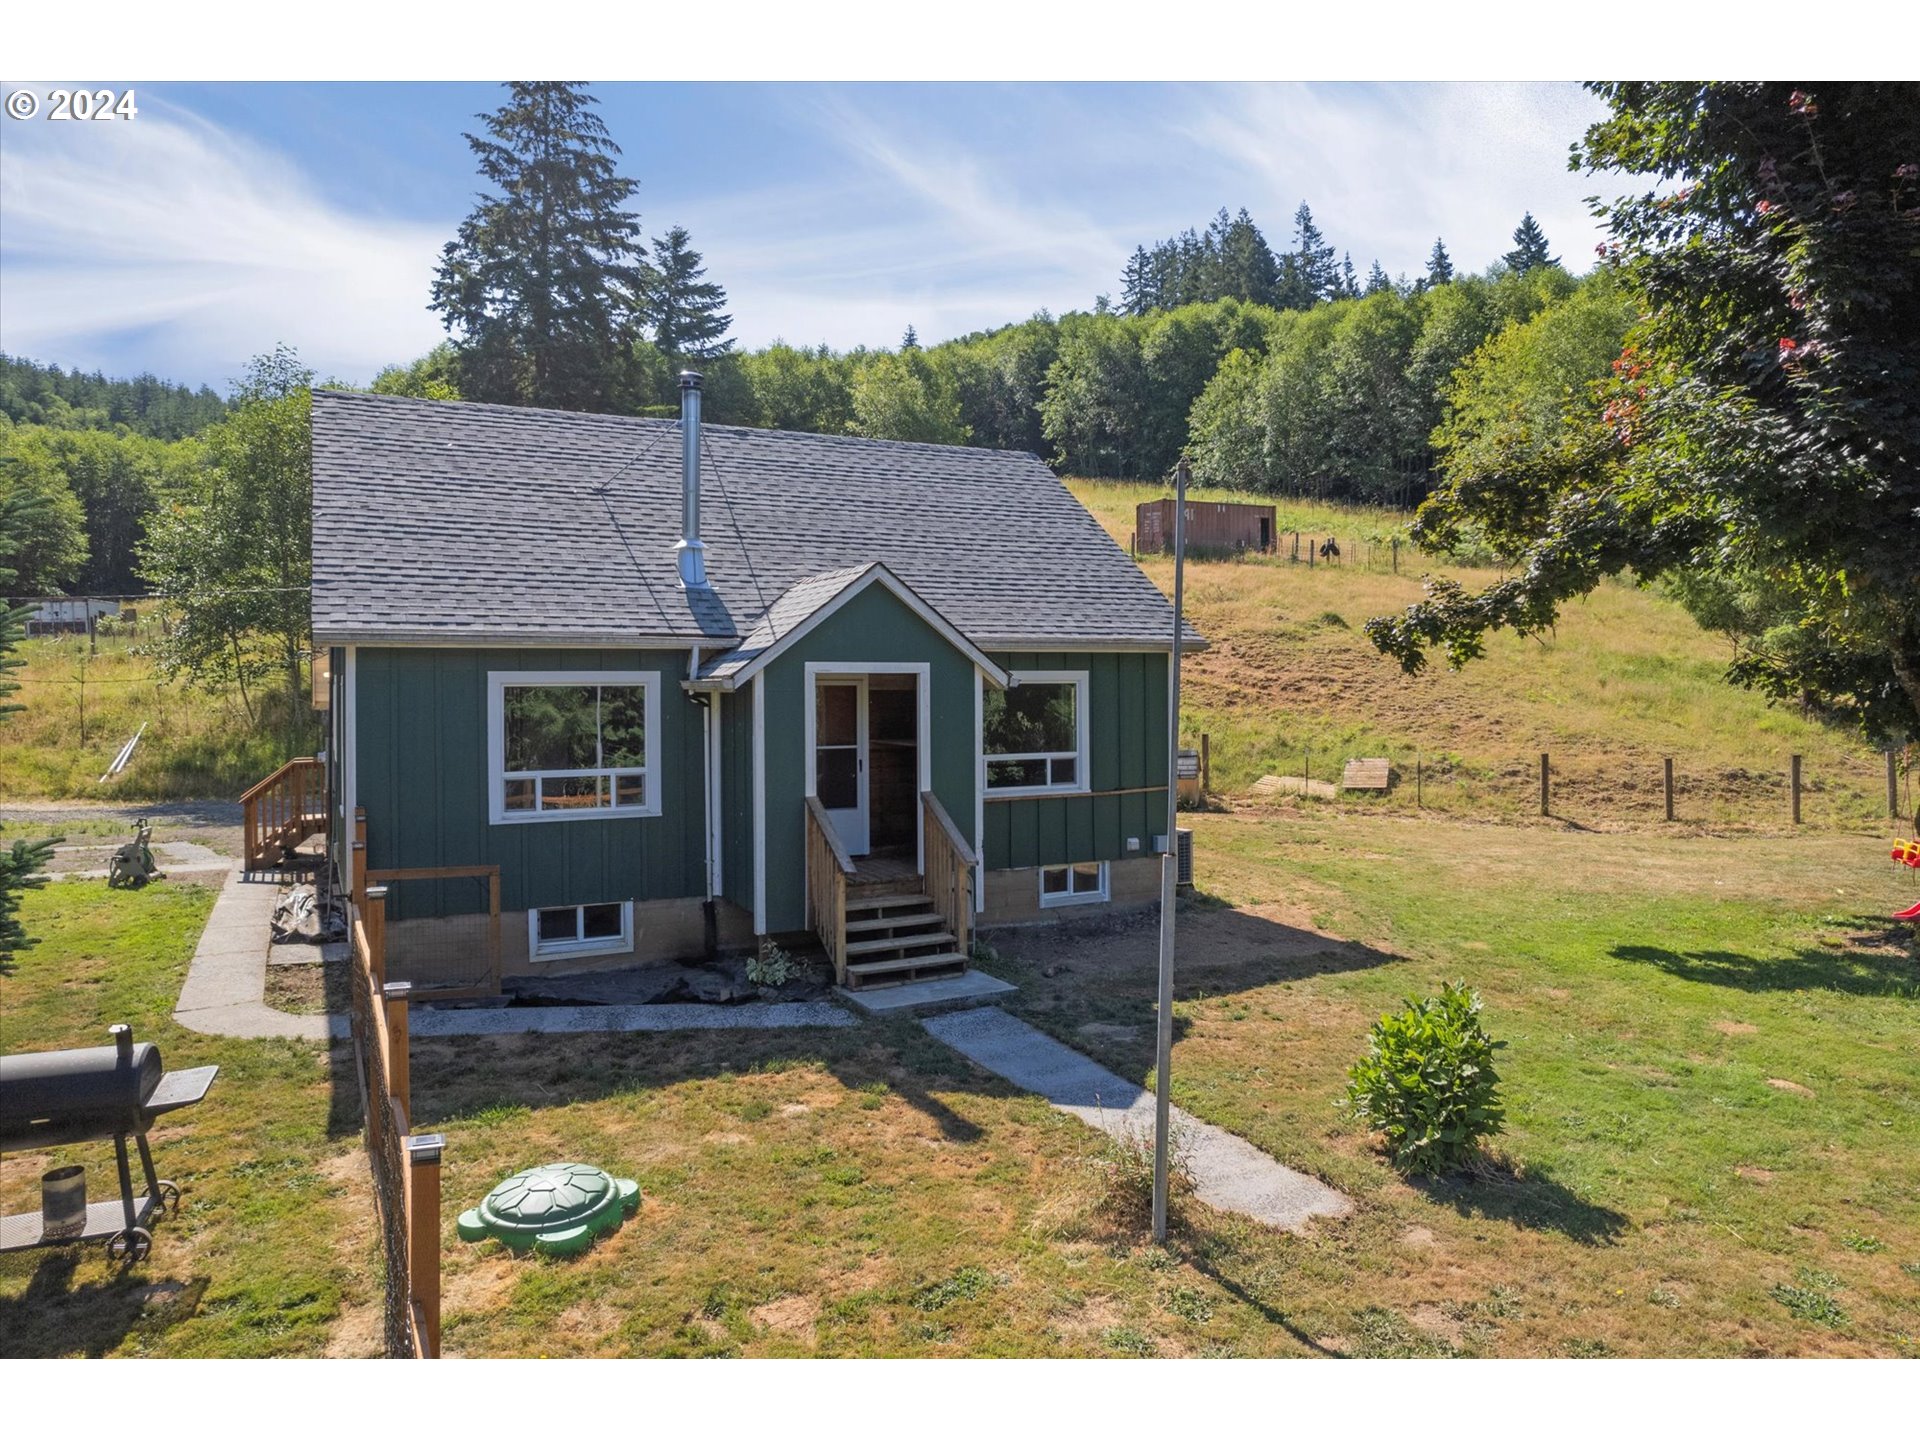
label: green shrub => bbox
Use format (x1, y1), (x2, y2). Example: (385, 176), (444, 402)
(747, 938), (813, 988)
(1346, 982), (1505, 1174)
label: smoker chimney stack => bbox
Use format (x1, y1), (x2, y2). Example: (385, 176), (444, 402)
(675, 371), (708, 589)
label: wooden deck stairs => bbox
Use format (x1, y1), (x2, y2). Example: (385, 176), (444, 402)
(242, 756), (327, 872)
(807, 790), (978, 992)
(842, 887), (967, 989)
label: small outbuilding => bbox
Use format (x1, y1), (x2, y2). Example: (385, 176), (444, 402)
(1135, 498), (1276, 557)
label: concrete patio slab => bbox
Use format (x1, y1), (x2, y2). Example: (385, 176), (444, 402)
(835, 971), (1016, 1014)
(922, 1006), (1349, 1233)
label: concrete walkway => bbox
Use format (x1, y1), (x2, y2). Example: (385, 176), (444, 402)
(174, 865), (347, 1042)
(173, 864), (855, 1041)
(922, 1007), (1349, 1233)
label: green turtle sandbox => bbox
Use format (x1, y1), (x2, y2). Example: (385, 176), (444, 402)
(457, 1162), (641, 1255)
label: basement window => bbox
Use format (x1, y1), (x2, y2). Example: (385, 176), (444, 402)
(1039, 861), (1107, 908)
(488, 670), (661, 824)
(982, 671), (1089, 795)
(529, 901), (633, 961)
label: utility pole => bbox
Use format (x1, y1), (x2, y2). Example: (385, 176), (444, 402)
(1153, 457), (1190, 1243)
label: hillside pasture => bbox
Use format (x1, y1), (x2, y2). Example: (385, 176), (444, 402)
(1068, 479), (1905, 832)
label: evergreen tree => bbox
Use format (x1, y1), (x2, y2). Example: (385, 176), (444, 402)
(900, 325), (920, 351)
(1365, 260), (1394, 296)
(432, 82), (648, 411)
(1277, 202), (1339, 308)
(642, 225), (735, 366)
(1423, 237), (1455, 289)
(1502, 212), (1559, 274)
(1119, 245), (1161, 315)
(1217, 208), (1280, 307)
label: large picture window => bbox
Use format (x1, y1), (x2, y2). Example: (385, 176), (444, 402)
(488, 670), (661, 823)
(982, 670), (1088, 794)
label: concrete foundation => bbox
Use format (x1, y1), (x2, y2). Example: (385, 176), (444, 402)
(979, 854), (1161, 927)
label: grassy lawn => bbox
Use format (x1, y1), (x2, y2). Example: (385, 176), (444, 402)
(0, 880), (381, 1358)
(1068, 478), (1905, 832)
(993, 811), (1919, 1356)
(4, 815), (1914, 1357)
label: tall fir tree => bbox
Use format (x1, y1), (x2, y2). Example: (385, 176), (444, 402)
(642, 225), (735, 367)
(1339, 252), (1361, 300)
(432, 82), (648, 411)
(1216, 208), (1279, 306)
(1365, 259), (1394, 296)
(1502, 212), (1559, 273)
(1424, 237), (1455, 288)
(1277, 201), (1340, 308)
(1119, 245), (1161, 315)
(899, 325), (920, 351)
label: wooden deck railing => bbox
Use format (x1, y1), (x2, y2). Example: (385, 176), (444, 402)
(921, 790), (975, 962)
(804, 795), (856, 984)
(241, 755), (326, 871)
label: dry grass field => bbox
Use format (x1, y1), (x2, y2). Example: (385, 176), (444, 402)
(1069, 479), (1907, 833)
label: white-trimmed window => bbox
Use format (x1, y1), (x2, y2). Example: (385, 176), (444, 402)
(1039, 861), (1108, 907)
(982, 670), (1089, 795)
(528, 901), (633, 961)
(487, 670), (661, 824)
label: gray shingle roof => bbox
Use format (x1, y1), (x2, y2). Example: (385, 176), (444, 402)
(699, 563), (870, 681)
(310, 390), (1202, 653)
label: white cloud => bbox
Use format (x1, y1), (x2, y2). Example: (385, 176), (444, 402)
(1178, 82), (1611, 279)
(0, 96), (446, 386)
(0, 83), (1620, 382)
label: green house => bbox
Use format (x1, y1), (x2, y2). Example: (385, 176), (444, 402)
(308, 379), (1201, 991)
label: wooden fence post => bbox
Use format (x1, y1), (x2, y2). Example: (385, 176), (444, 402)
(365, 884), (388, 990)
(405, 1133), (444, 1359)
(1664, 758), (1675, 822)
(488, 870), (503, 996)
(1791, 754), (1803, 825)
(1200, 734), (1210, 795)
(1539, 753), (1550, 817)
(1415, 754), (1423, 809)
(1889, 750), (1901, 820)
(383, 981), (411, 1123)
(1392, 537), (1399, 574)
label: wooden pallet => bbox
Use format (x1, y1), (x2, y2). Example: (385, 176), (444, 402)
(1341, 757), (1392, 792)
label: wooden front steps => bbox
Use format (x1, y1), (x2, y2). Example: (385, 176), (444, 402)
(841, 891), (967, 989)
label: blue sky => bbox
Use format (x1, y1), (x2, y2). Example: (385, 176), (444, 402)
(0, 81), (1611, 390)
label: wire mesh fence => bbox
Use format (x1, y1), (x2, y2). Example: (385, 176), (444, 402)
(1210, 738), (1917, 833)
(366, 867), (503, 999)
(348, 913), (416, 1359)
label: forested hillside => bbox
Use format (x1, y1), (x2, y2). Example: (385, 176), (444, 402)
(0, 354), (227, 440)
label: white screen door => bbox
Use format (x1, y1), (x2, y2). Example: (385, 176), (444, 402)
(814, 678), (869, 855)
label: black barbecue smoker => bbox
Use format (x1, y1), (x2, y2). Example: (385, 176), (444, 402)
(0, 1023), (217, 1262)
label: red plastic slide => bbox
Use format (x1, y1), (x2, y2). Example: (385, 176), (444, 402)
(1897, 899), (1920, 921)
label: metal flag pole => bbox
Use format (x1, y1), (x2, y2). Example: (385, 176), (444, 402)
(1152, 456), (1190, 1243)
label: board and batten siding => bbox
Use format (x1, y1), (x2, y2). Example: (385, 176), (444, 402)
(981, 649), (1170, 871)
(719, 686), (755, 917)
(353, 647), (705, 917)
(757, 583), (978, 934)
